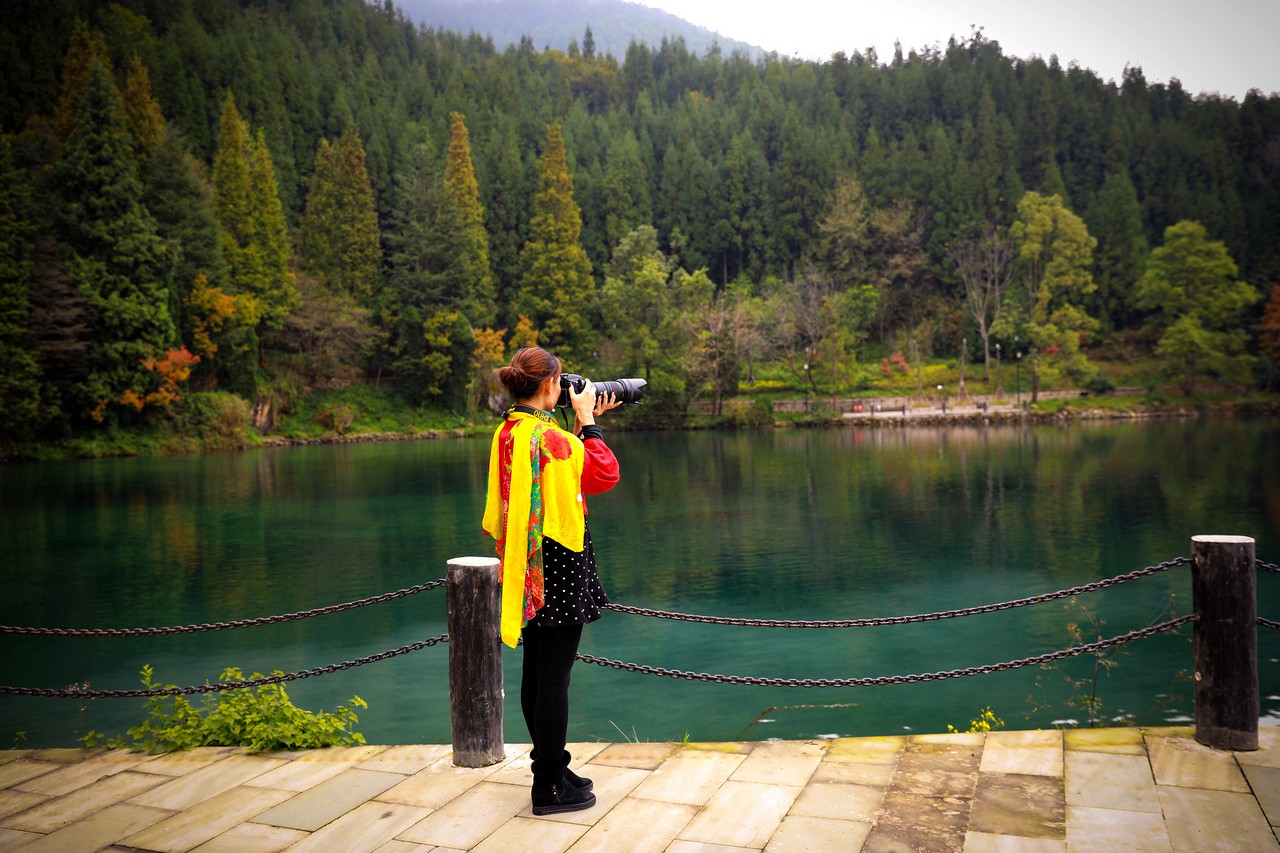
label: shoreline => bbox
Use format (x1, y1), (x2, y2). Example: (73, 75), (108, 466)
(6, 397), (1277, 462)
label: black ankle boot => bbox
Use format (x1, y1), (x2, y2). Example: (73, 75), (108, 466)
(531, 776), (597, 816)
(564, 766), (593, 792)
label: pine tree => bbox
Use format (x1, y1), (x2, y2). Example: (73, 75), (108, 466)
(245, 129), (299, 332)
(0, 137), (43, 439)
(56, 59), (175, 422)
(212, 93), (252, 253)
(444, 112), (495, 325)
(51, 21), (110, 142)
(518, 124), (595, 364)
(1086, 169), (1148, 331)
(299, 138), (340, 287)
(122, 55), (165, 162)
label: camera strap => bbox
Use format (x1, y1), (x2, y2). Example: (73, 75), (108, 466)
(509, 404), (556, 423)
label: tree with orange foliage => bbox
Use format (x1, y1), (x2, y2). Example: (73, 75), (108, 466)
(120, 347), (200, 412)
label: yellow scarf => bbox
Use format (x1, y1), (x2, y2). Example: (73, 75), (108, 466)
(482, 411), (586, 647)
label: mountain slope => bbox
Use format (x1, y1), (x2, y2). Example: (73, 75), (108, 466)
(393, 0), (764, 60)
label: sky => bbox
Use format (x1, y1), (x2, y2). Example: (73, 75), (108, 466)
(638, 0), (1279, 101)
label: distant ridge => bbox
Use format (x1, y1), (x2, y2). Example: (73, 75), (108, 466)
(392, 0), (766, 60)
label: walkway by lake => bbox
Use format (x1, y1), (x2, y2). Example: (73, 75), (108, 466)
(1, 726), (1276, 851)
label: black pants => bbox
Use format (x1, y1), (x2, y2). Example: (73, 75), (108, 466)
(520, 622), (583, 782)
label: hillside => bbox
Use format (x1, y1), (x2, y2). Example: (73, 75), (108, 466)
(393, 0), (764, 60)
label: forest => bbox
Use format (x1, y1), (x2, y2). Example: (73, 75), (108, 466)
(1, 0), (1278, 452)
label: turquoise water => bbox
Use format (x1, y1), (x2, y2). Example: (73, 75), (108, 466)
(1, 419), (1277, 747)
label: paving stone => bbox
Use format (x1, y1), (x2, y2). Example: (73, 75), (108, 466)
(451, 744), (536, 787)
(188, 821), (307, 853)
(138, 747), (242, 777)
(1145, 731), (1249, 792)
(0, 826), (43, 849)
(1157, 785), (1279, 852)
(244, 746), (386, 792)
(355, 745), (451, 775)
(25, 748), (98, 764)
(819, 732), (901, 763)
(764, 814), (872, 852)
(591, 742), (680, 770)
(468, 814), (586, 853)
(251, 768), (405, 831)
(284, 800), (430, 853)
(526, 765), (649, 826)
(1237, 726), (1280, 769)
(1241, 763), (1280, 827)
(9, 802), (171, 852)
(395, 780), (530, 848)
(629, 747), (746, 806)
(565, 797), (697, 853)
(967, 772), (1064, 840)
(1064, 727), (1146, 755)
(730, 740), (826, 787)
(2, 769), (165, 833)
(0, 760), (60, 789)
(978, 729), (1062, 777)
(962, 830), (1065, 852)
(0, 789), (47, 822)
(371, 841), (438, 853)
(683, 742), (753, 756)
(677, 780), (800, 849)
(120, 783), (294, 852)
(377, 761), (494, 809)
(790, 781), (884, 822)
(1065, 751), (1161, 813)
(810, 759), (895, 787)
(14, 750), (153, 797)
(666, 842), (760, 853)
(860, 738), (982, 853)
(1065, 805), (1172, 853)
(129, 753), (286, 811)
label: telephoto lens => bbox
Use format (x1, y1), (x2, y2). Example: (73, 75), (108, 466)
(557, 374), (647, 408)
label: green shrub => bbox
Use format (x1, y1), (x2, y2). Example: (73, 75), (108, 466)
(82, 665), (367, 754)
(314, 403), (356, 434)
(1083, 373), (1116, 396)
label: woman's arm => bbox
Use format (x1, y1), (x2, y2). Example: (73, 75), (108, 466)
(579, 425), (619, 494)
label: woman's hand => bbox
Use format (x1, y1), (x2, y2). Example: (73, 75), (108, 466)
(568, 379), (598, 426)
(594, 392), (621, 417)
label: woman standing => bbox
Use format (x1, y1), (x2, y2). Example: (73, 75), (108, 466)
(482, 347), (620, 815)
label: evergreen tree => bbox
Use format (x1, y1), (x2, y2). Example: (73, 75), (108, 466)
(517, 124), (595, 364)
(444, 112), (495, 325)
(122, 55), (165, 162)
(300, 127), (380, 299)
(143, 127), (229, 376)
(299, 139), (341, 287)
(51, 21), (110, 142)
(245, 129), (299, 331)
(56, 59), (175, 422)
(0, 136), (42, 439)
(1085, 169), (1148, 331)
(1134, 220), (1259, 393)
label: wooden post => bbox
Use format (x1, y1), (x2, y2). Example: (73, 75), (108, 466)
(1191, 535), (1258, 751)
(447, 557), (505, 767)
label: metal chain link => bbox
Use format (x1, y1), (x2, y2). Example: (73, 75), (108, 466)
(1259, 560), (1280, 574)
(603, 558), (1191, 628)
(576, 615), (1195, 687)
(0, 579), (447, 638)
(0, 634), (450, 698)
(1260, 617), (1280, 631)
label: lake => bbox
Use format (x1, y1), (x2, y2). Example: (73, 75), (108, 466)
(1, 418), (1277, 748)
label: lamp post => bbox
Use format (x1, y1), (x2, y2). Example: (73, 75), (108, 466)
(1016, 351), (1022, 406)
(937, 384), (945, 414)
(994, 342), (1003, 397)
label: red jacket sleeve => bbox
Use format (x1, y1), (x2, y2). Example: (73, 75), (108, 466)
(581, 437), (620, 495)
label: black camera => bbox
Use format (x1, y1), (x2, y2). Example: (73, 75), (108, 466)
(556, 374), (647, 409)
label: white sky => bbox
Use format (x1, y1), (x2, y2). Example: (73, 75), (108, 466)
(638, 0), (1279, 100)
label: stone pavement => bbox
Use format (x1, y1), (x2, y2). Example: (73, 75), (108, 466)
(0, 726), (1277, 852)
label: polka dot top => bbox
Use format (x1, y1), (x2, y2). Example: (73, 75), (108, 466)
(529, 525), (609, 627)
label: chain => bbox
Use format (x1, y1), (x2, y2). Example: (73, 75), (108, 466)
(1259, 560), (1280, 574)
(1260, 617), (1280, 631)
(576, 615), (1195, 687)
(603, 558), (1190, 628)
(0, 634), (449, 698)
(0, 579), (447, 638)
